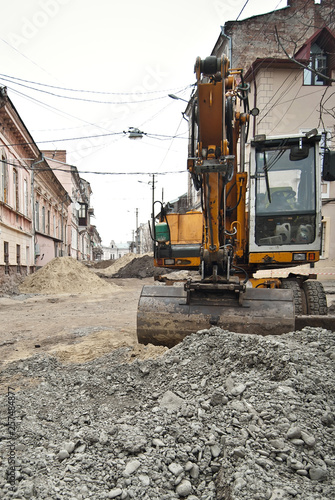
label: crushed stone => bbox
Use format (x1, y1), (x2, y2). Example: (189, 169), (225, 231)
(1, 326), (334, 499)
(19, 257), (117, 295)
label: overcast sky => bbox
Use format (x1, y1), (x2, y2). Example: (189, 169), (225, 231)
(1, 0), (288, 246)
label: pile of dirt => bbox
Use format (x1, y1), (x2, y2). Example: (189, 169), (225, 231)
(87, 259), (117, 269)
(112, 255), (174, 279)
(101, 253), (140, 276)
(99, 253), (173, 279)
(19, 257), (117, 295)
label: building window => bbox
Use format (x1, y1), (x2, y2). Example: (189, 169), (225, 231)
(1, 153), (8, 203)
(26, 246), (30, 271)
(4, 241), (9, 274)
(24, 179), (28, 216)
(42, 206), (45, 233)
(78, 203), (88, 226)
(13, 168), (19, 211)
(47, 210), (50, 235)
(16, 244), (21, 273)
(35, 201), (39, 231)
(304, 43), (328, 86)
(53, 215), (56, 237)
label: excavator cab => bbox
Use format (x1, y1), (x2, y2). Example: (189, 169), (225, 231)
(249, 135), (322, 264)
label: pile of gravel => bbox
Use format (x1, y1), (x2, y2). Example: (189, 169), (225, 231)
(1, 326), (334, 499)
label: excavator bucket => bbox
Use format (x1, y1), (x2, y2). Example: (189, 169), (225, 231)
(137, 284), (295, 348)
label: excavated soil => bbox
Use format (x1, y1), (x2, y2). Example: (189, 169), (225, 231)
(97, 253), (172, 279)
(19, 257), (117, 295)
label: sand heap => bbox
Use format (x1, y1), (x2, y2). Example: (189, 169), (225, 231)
(19, 257), (117, 295)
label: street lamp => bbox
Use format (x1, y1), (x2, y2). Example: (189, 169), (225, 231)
(138, 175), (156, 252)
(126, 127), (145, 139)
(168, 94), (189, 103)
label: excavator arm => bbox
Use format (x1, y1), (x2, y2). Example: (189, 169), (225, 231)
(137, 56), (298, 347)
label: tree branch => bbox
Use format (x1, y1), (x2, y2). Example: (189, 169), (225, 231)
(275, 26), (335, 84)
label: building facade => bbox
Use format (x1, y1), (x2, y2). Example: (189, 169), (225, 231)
(102, 241), (130, 260)
(0, 87), (35, 276)
(33, 157), (70, 267)
(0, 89), (101, 278)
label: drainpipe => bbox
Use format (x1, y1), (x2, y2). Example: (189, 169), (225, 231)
(251, 63), (258, 138)
(30, 155), (44, 267)
(220, 26), (232, 65)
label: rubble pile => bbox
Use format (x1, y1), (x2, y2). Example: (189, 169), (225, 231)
(102, 254), (140, 276)
(0, 273), (24, 296)
(101, 254), (172, 279)
(19, 257), (117, 295)
(1, 326), (334, 499)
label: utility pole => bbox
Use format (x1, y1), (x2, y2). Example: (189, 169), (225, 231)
(151, 174), (155, 253)
(136, 208), (139, 254)
(30, 155), (44, 267)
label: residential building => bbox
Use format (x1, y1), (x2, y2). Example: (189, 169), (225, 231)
(102, 240), (130, 260)
(211, 0), (334, 71)
(0, 88), (70, 273)
(78, 178), (94, 260)
(42, 150), (102, 262)
(0, 87), (35, 276)
(90, 225), (103, 260)
(243, 26), (335, 258)
(33, 156), (70, 267)
(0, 86), (101, 277)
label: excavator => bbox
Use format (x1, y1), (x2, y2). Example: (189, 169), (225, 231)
(137, 55), (335, 347)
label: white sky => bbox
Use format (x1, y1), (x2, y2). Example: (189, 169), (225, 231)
(1, 0), (287, 246)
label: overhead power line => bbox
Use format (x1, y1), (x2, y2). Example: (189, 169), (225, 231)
(0, 73), (193, 104)
(2, 158), (185, 176)
(0, 72), (192, 96)
(2, 129), (187, 148)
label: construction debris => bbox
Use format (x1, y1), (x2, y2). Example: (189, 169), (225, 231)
(99, 253), (172, 279)
(19, 257), (117, 295)
(0, 326), (334, 499)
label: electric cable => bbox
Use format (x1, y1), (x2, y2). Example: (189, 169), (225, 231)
(0, 75), (190, 105)
(0, 72), (192, 97)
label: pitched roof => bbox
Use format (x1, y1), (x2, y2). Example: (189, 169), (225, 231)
(294, 26), (335, 60)
(245, 27), (335, 81)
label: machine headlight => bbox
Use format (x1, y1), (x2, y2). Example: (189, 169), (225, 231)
(293, 253), (306, 261)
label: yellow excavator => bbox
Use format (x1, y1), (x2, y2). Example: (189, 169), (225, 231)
(137, 55), (334, 347)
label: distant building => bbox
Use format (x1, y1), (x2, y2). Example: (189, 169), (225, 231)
(101, 240), (130, 260)
(43, 150), (102, 262)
